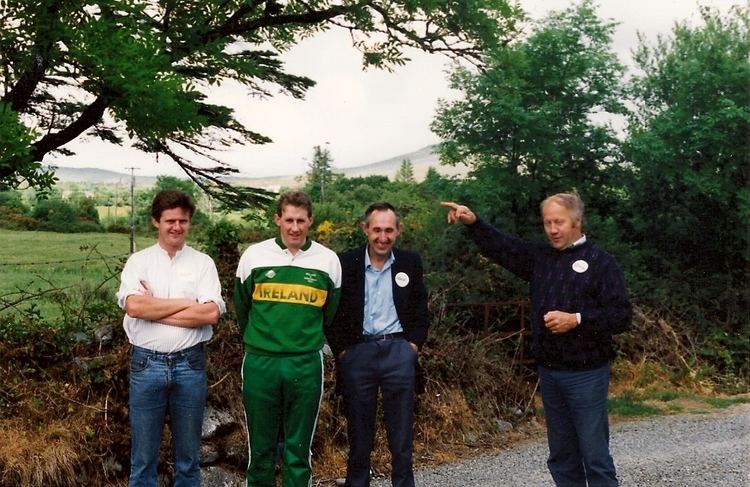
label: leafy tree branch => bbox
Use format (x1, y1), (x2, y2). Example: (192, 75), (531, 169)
(0, 0), (520, 204)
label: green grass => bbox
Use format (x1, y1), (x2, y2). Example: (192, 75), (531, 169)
(607, 387), (750, 418)
(538, 395), (663, 419)
(646, 389), (681, 402)
(0, 229), (153, 318)
(96, 205), (131, 225)
(607, 395), (663, 417)
(704, 396), (750, 409)
(666, 403), (684, 413)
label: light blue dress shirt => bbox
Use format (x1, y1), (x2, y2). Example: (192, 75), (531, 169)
(363, 248), (403, 336)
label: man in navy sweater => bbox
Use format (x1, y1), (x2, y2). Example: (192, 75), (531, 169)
(442, 193), (631, 487)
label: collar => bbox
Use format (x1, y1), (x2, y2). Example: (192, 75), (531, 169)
(275, 236), (312, 252)
(364, 247), (395, 270)
(569, 235), (587, 249)
(156, 242), (187, 258)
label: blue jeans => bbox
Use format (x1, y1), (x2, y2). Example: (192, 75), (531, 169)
(539, 364), (618, 487)
(128, 343), (207, 487)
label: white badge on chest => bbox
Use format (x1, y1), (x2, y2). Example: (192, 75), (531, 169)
(395, 272), (410, 287)
(572, 260), (589, 273)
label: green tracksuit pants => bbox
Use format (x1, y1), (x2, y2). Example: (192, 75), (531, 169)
(242, 349), (324, 487)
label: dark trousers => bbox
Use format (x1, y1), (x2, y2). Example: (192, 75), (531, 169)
(539, 364), (618, 487)
(341, 338), (417, 487)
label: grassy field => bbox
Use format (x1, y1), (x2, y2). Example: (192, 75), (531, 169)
(0, 229), (155, 318)
(95, 205), (131, 225)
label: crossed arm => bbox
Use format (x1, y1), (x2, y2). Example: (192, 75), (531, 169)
(125, 281), (220, 328)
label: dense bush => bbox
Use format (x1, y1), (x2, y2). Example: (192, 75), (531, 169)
(106, 223), (131, 234)
(198, 219), (243, 298)
(0, 205), (37, 230)
(31, 198), (105, 233)
(75, 196), (101, 224)
(0, 190), (29, 213)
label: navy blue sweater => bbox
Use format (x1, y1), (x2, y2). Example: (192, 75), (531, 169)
(468, 219), (632, 370)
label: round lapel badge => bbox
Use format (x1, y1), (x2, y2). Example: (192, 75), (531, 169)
(395, 272), (410, 287)
(572, 260), (589, 273)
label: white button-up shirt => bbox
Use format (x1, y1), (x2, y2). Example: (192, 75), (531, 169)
(117, 243), (226, 353)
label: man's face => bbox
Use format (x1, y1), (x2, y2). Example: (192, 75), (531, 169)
(275, 204), (312, 252)
(363, 209), (401, 261)
(542, 201), (582, 250)
(153, 207), (191, 252)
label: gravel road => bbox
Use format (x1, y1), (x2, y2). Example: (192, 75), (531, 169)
(370, 403), (750, 487)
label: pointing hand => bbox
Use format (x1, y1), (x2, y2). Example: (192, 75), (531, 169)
(440, 201), (477, 225)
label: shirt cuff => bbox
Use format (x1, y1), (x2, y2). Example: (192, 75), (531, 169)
(199, 296), (227, 314)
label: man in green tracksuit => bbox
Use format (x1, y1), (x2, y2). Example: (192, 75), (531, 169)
(234, 191), (342, 487)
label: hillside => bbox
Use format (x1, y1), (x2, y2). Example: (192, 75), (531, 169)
(51, 167), (157, 186)
(336, 145), (467, 180)
(51, 145), (468, 190)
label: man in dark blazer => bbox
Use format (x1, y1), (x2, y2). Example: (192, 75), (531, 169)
(327, 202), (429, 487)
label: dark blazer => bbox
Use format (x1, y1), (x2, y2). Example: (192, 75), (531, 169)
(326, 246), (429, 358)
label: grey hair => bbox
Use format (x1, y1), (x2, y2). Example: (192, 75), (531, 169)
(540, 193), (585, 223)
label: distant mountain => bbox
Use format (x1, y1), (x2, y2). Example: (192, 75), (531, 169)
(231, 145), (468, 190)
(337, 145), (466, 180)
(51, 166), (157, 186)
(51, 145), (468, 190)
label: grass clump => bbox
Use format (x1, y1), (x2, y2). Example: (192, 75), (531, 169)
(704, 396), (750, 409)
(0, 421), (81, 487)
(608, 392), (663, 417)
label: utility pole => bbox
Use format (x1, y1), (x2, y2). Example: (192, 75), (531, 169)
(114, 176), (121, 222)
(125, 167), (139, 254)
(321, 142), (330, 203)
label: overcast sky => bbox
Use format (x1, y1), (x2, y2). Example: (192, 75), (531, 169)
(49, 0), (740, 178)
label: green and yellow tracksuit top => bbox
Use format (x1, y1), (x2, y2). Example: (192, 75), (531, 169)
(234, 237), (342, 355)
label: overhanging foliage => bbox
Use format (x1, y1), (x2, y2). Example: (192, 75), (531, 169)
(0, 0), (522, 207)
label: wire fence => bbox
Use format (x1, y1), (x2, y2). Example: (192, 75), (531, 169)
(0, 254), (129, 267)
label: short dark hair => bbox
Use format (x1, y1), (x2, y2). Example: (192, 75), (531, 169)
(363, 202), (400, 227)
(151, 189), (195, 221)
(277, 191), (313, 217)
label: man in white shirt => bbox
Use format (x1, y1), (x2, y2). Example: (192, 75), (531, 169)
(117, 189), (226, 487)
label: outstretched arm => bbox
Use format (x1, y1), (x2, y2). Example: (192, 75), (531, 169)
(440, 201), (535, 281)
